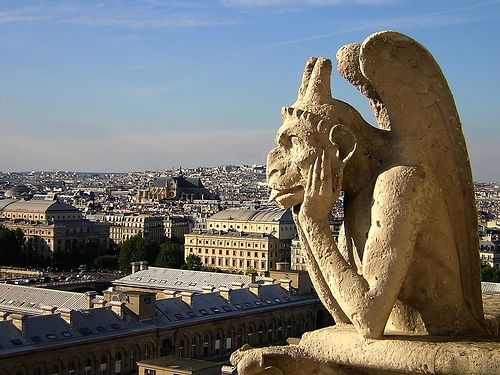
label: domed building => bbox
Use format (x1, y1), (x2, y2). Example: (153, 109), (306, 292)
(0, 198), (109, 257)
(4, 185), (32, 199)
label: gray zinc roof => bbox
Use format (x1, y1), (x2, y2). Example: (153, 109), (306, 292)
(209, 207), (293, 223)
(0, 284), (88, 315)
(114, 267), (261, 293)
(0, 199), (17, 210)
(1, 199), (79, 213)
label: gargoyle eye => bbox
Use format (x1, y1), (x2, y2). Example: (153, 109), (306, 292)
(291, 136), (303, 147)
(277, 132), (293, 149)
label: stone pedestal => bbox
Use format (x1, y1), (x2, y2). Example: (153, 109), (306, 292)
(232, 325), (500, 375)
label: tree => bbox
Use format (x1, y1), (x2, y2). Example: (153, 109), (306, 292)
(0, 225), (25, 266)
(481, 265), (500, 282)
(245, 267), (257, 275)
(94, 254), (119, 271)
(155, 243), (184, 269)
(118, 233), (160, 274)
(184, 254), (203, 271)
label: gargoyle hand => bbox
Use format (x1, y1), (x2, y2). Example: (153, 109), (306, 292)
(299, 146), (341, 221)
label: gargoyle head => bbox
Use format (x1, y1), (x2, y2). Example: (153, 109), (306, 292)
(267, 57), (357, 209)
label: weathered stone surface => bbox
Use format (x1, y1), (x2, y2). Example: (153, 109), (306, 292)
(233, 30), (494, 374)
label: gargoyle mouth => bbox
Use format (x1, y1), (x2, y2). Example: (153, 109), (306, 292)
(269, 185), (304, 203)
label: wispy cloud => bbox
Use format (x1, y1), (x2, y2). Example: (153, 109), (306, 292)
(0, 8), (53, 24)
(221, 0), (394, 7)
(63, 16), (237, 28)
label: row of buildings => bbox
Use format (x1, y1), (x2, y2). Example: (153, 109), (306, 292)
(0, 266), (328, 374)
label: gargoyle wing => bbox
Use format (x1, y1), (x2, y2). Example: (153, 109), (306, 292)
(356, 31), (483, 326)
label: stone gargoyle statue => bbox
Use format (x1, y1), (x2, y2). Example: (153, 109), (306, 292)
(231, 31), (491, 374)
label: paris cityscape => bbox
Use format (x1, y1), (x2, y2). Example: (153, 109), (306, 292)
(2, 0), (500, 373)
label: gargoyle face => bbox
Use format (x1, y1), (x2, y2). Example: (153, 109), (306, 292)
(267, 109), (328, 209)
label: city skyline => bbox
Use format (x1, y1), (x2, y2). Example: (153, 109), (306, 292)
(1, 1), (500, 182)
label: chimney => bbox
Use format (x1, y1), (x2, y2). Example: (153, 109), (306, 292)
(58, 308), (74, 326)
(219, 287), (231, 302)
(93, 298), (107, 308)
(262, 277), (275, 285)
(181, 292), (194, 307)
(250, 272), (257, 283)
(109, 301), (125, 319)
(10, 314), (27, 333)
(139, 261), (148, 271)
(231, 282), (244, 289)
(85, 291), (98, 308)
(131, 262), (140, 274)
(162, 290), (176, 298)
(202, 286), (215, 294)
(279, 279), (292, 293)
(249, 283), (260, 296)
(41, 305), (57, 315)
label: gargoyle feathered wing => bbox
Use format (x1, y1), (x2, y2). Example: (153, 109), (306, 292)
(347, 31), (483, 325)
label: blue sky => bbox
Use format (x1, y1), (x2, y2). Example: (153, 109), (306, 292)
(1, 1), (499, 181)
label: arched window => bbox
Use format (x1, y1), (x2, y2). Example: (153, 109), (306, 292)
(161, 338), (173, 356)
(115, 352), (122, 375)
(203, 335), (209, 357)
(68, 361), (76, 375)
(100, 355), (107, 375)
(215, 333), (221, 356)
(178, 339), (185, 357)
(84, 358), (92, 375)
(191, 337), (197, 358)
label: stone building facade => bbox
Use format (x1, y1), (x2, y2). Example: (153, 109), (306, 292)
(97, 214), (166, 244)
(185, 208), (295, 273)
(0, 272), (329, 375)
(136, 177), (216, 203)
(0, 198), (109, 257)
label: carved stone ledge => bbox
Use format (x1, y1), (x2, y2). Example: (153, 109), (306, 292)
(232, 325), (500, 375)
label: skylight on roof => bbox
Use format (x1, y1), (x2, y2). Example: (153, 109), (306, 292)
(11, 339), (23, 346)
(80, 328), (92, 335)
(111, 324), (121, 330)
(96, 326), (106, 332)
(199, 309), (209, 316)
(31, 336), (42, 343)
(46, 334), (57, 340)
(62, 331), (72, 337)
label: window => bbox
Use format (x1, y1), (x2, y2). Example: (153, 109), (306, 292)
(144, 370), (156, 375)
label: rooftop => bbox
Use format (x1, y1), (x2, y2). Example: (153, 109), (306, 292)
(209, 207), (293, 223)
(114, 267), (262, 293)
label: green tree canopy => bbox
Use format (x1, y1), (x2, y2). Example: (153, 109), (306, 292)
(481, 265), (500, 282)
(184, 253), (203, 271)
(94, 254), (119, 271)
(0, 225), (25, 266)
(118, 233), (160, 274)
(155, 242), (184, 269)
